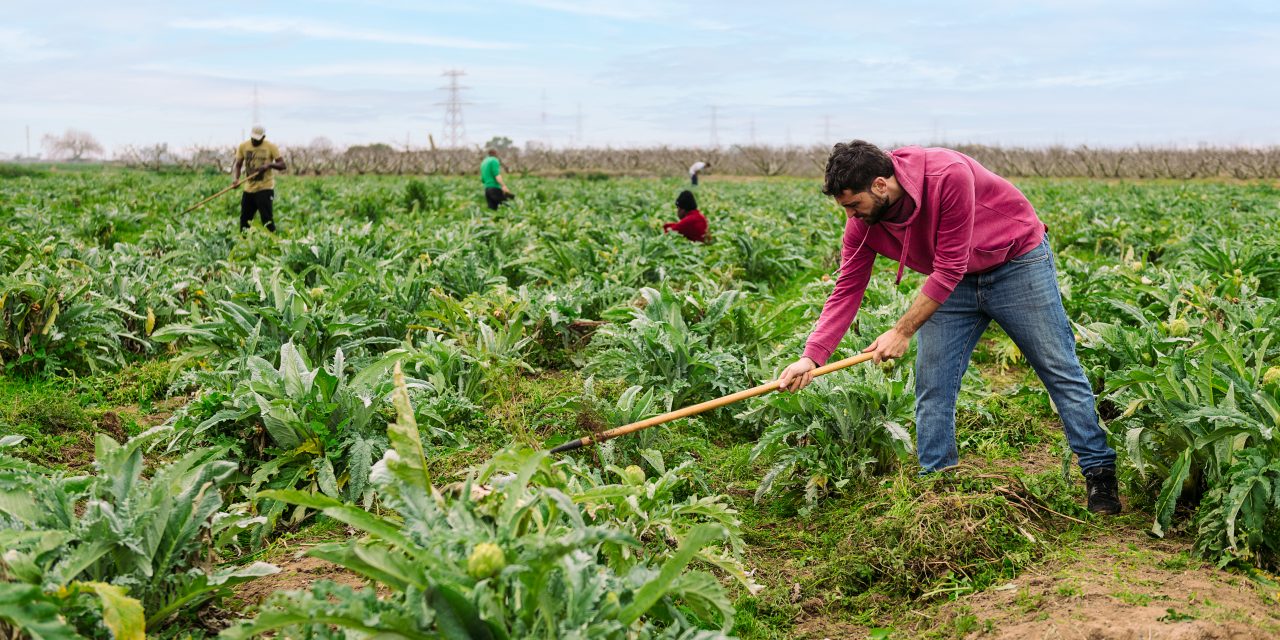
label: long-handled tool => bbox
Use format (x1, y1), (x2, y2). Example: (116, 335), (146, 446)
(549, 351), (877, 454)
(180, 168), (267, 215)
(181, 178), (246, 215)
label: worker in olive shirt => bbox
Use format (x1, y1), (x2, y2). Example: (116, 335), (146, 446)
(233, 125), (286, 231)
(480, 149), (512, 210)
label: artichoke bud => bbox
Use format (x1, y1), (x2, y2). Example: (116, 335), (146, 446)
(598, 591), (621, 617)
(467, 542), (505, 579)
(621, 465), (646, 485)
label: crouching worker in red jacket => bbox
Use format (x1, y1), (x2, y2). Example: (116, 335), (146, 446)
(663, 190), (708, 242)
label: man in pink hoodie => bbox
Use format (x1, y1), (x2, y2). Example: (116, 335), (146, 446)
(776, 140), (1120, 514)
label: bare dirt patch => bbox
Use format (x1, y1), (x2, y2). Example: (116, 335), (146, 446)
(101, 395), (190, 434)
(1000, 442), (1064, 478)
(935, 533), (1280, 639)
(60, 437), (96, 470)
(95, 411), (129, 441)
(232, 550), (372, 608)
(978, 363), (1033, 394)
(794, 616), (872, 640)
(141, 395), (189, 427)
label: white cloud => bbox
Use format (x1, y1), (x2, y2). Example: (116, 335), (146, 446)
(1031, 69), (1173, 88)
(514, 0), (664, 20)
(129, 59), (589, 94)
(0, 28), (72, 62)
(514, 0), (737, 30)
(169, 17), (519, 50)
(287, 62), (443, 78)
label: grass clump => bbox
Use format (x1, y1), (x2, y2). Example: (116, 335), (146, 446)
(956, 385), (1053, 459)
(90, 359), (174, 408)
(726, 463), (1093, 636)
(0, 362), (177, 467)
(0, 378), (96, 466)
(0, 163), (45, 178)
(835, 469), (1055, 602)
(403, 177), (447, 212)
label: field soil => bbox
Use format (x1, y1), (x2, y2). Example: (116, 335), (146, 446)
(232, 553), (371, 607)
(940, 531), (1280, 639)
(916, 366), (1280, 640)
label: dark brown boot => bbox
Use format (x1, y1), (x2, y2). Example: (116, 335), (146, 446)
(1083, 466), (1122, 515)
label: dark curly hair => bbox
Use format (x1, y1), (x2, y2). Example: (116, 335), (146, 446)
(822, 140), (894, 197)
(675, 190), (698, 212)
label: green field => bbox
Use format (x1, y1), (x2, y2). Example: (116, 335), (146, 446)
(1, 168), (1278, 638)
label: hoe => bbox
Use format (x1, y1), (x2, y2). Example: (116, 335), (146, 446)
(179, 168), (267, 215)
(549, 351), (877, 453)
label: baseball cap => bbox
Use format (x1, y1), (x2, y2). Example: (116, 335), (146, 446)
(251, 125), (266, 141)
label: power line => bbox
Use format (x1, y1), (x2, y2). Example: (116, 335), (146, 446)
(437, 70), (468, 148)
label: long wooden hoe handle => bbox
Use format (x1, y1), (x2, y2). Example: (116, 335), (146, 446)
(549, 351), (877, 454)
(181, 177), (247, 215)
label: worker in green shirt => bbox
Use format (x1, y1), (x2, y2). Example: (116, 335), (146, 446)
(480, 149), (512, 210)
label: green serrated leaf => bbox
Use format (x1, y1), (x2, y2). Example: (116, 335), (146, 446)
(80, 581), (145, 640)
(619, 523), (725, 625)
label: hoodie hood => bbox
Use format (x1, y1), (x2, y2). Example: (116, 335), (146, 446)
(883, 146), (930, 284)
(888, 146), (927, 227)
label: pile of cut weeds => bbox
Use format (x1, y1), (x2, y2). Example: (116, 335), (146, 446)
(730, 461), (1099, 638)
(811, 465), (1093, 616)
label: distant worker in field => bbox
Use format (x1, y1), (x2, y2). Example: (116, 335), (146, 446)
(776, 140), (1121, 515)
(233, 125), (286, 232)
(689, 160), (709, 186)
(662, 190), (708, 242)
(480, 149), (512, 210)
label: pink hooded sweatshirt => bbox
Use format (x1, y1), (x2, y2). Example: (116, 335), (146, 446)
(802, 146), (1046, 366)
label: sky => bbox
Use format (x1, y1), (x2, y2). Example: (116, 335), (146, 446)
(3, 0), (1279, 157)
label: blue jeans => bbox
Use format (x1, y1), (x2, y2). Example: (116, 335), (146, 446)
(913, 235), (1116, 473)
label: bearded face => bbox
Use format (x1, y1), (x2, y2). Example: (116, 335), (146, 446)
(835, 188), (892, 224)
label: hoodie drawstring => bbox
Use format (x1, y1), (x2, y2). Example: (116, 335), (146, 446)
(894, 226), (911, 285)
(832, 229), (870, 284)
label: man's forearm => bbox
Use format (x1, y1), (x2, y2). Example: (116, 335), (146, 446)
(860, 290), (941, 362)
(895, 291), (943, 337)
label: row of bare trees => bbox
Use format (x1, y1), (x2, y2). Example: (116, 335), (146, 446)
(960, 145), (1280, 180)
(110, 142), (1280, 180)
